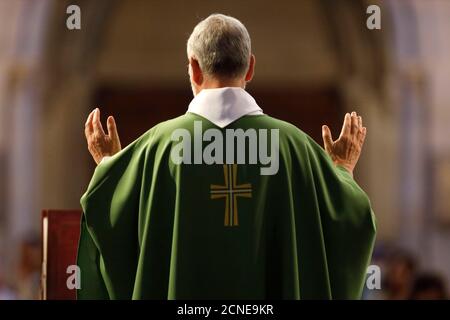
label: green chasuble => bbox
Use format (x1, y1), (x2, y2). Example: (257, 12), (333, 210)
(77, 113), (376, 300)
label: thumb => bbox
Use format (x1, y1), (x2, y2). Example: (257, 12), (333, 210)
(107, 116), (120, 142)
(322, 125), (333, 151)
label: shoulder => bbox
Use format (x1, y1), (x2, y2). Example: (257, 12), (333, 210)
(133, 114), (192, 146)
(258, 115), (312, 145)
(152, 114), (193, 132)
(259, 115), (331, 164)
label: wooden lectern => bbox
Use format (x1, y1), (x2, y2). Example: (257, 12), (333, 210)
(41, 209), (82, 300)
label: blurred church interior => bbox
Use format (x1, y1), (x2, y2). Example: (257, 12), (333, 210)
(0, 0), (449, 299)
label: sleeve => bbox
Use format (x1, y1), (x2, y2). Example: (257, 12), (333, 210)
(305, 136), (377, 299)
(77, 130), (153, 299)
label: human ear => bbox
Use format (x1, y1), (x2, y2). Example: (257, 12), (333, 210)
(190, 58), (204, 86)
(245, 54), (255, 82)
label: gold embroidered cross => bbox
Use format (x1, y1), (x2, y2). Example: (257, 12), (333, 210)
(210, 164), (252, 227)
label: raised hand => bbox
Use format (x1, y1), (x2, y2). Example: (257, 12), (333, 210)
(84, 108), (121, 165)
(322, 111), (367, 177)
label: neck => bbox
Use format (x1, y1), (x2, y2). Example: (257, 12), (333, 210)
(193, 77), (246, 96)
(203, 77), (245, 89)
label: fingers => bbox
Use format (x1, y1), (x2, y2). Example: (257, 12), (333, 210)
(322, 125), (334, 152)
(93, 108), (106, 136)
(352, 111), (366, 145)
(339, 113), (352, 138)
(340, 111), (367, 143)
(107, 116), (120, 142)
(359, 127), (367, 146)
(351, 111), (359, 134)
(84, 109), (95, 138)
(85, 109), (95, 127)
(346, 111), (363, 136)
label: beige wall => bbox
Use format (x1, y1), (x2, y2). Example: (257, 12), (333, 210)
(95, 0), (338, 86)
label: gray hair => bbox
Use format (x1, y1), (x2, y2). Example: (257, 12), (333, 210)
(187, 14), (251, 79)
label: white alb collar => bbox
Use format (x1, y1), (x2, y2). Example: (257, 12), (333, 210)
(187, 87), (263, 128)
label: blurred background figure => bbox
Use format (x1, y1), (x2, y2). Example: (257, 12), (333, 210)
(409, 273), (448, 300)
(16, 235), (41, 299)
(0, 265), (17, 300)
(0, 0), (450, 299)
(0, 235), (40, 300)
(365, 245), (449, 300)
(382, 248), (417, 300)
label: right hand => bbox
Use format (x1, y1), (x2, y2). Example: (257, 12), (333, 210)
(84, 108), (121, 165)
(322, 112), (367, 177)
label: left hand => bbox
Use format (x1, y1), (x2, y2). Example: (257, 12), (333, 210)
(84, 108), (121, 165)
(322, 111), (367, 177)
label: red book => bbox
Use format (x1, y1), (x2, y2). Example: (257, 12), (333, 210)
(41, 210), (82, 300)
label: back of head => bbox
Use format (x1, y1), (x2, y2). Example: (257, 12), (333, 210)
(187, 14), (251, 80)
